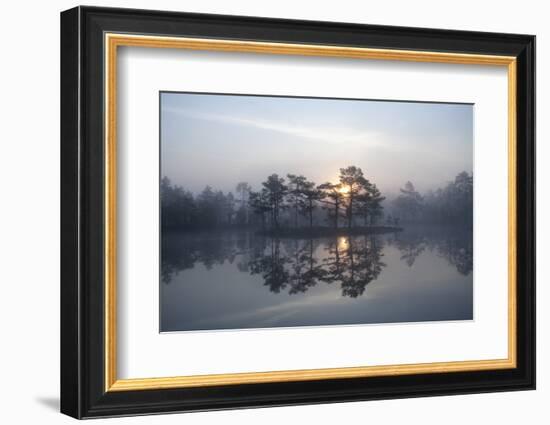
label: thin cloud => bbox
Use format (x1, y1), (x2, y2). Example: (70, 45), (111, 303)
(164, 105), (386, 148)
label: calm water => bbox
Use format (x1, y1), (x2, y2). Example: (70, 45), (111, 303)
(160, 226), (473, 332)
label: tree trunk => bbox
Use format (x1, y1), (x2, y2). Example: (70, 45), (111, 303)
(348, 196), (353, 229)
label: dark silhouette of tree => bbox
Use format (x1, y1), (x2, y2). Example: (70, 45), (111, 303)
(355, 182), (372, 226)
(352, 180), (384, 226)
(161, 165), (392, 233)
(261, 174), (288, 229)
(300, 179), (323, 228)
(367, 184), (385, 225)
(286, 174), (308, 228)
(161, 177), (196, 230)
(339, 166), (369, 228)
(318, 182), (345, 229)
(249, 189), (271, 229)
(161, 178), (241, 230)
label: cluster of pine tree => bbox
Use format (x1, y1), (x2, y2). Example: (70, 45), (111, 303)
(249, 166), (385, 230)
(161, 166), (385, 231)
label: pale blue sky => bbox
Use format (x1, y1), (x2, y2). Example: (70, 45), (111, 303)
(160, 92), (472, 196)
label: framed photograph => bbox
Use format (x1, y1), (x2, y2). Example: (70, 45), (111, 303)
(60, 6), (535, 419)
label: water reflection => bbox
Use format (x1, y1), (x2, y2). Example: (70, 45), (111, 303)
(386, 226), (473, 276)
(161, 226), (473, 331)
(244, 236), (385, 298)
(162, 226), (472, 294)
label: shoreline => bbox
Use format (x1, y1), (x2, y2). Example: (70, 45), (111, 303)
(257, 225), (403, 238)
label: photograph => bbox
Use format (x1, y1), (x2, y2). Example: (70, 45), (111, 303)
(159, 92), (474, 332)
(57, 4), (536, 419)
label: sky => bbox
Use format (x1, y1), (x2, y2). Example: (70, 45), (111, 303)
(160, 92), (473, 197)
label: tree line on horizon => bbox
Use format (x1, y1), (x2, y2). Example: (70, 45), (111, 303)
(161, 225), (472, 288)
(161, 167), (473, 231)
(387, 171), (473, 225)
(161, 166), (384, 231)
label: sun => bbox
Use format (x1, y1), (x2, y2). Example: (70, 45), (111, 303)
(338, 186), (350, 195)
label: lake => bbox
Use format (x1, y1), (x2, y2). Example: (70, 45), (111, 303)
(160, 225), (473, 332)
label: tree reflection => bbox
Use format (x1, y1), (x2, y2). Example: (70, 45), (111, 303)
(162, 230), (387, 298)
(162, 226), (472, 294)
(248, 235), (385, 297)
(386, 226), (472, 276)
(436, 238), (473, 276)
(285, 239), (326, 295)
(248, 239), (325, 295)
(387, 232), (426, 267)
(320, 236), (385, 297)
(161, 231), (249, 283)
(249, 238), (291, 293)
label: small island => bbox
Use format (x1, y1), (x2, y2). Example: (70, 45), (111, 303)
(162, 165), (400, 236)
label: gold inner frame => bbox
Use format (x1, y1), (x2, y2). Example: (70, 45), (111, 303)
(104, 33), (517, 392)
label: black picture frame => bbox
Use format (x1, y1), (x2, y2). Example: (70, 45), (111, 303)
(61, 5), (535, 419)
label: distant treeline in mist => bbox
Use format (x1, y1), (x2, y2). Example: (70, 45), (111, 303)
(161, 166), (472, 231)
(161, 166), (384, 231)
(387, 171), (473, 225)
